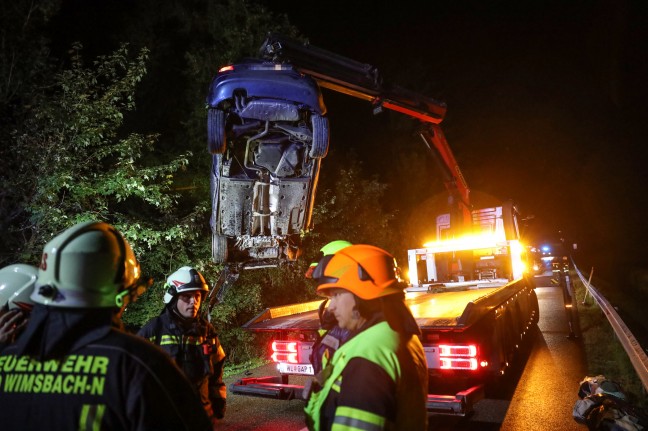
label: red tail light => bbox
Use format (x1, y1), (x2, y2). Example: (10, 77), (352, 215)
(439, 344), (479, 370)
(218, 65), (234, 73)
(271, 341), (298, 364)
(439, 344), (476, 357)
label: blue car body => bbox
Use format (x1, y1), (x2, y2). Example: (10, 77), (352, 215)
(206, 60), (329, 266)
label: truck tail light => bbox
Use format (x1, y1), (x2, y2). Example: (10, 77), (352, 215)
(439, 344), (479, 370)
(271, 341), (298, 364)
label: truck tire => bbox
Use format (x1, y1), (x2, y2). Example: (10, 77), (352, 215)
(208, 108), (227, 154)
(212, 234), (228, 264)
(309, 114), (329, 158)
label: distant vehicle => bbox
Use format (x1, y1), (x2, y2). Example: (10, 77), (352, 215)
(551, 256), (569, 273)
(532, 260), (545, 275)
(206, 60), (330, 266)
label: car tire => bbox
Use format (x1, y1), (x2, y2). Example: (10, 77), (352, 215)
(309, 114), (329, 158)
(212, 234), (228, 264)
(208, 108), (227, 154)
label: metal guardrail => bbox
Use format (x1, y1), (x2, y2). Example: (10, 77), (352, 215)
(573, 263), (648, 392)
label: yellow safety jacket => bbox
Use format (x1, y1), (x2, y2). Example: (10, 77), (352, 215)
(304, 321), (428, 431)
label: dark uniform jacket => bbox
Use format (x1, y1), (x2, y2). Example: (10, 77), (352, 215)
(0, 304), (211, 431)
(138, 307), (226, 420)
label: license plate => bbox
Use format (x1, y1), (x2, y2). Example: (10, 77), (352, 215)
(424, 346), (440, 370)
(278, 363), (314, 375)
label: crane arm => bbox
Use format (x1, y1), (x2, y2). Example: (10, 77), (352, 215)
(260, 34), (447, 124)
(420, 125), (472, 227)
(260, 34), (471, 226)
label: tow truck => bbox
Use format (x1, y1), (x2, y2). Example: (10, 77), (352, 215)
(226, 35), (540, 416)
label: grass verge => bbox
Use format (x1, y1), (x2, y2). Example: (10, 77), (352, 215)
(572, 273), (647, 408)
(223, 357), (270, 378)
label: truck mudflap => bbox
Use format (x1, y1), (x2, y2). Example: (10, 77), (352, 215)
(231, 377), (484, 416)
(426, 384), (484, 416)
(230, 376), (307, 401)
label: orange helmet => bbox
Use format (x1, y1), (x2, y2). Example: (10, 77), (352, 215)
(305, 240), (352, 279)
(315, 244), (402, 300)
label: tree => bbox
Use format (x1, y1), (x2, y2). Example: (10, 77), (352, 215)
(4, 43), (216, 326)
(306, 153), (398, 260)
(0, 0), (61, 261)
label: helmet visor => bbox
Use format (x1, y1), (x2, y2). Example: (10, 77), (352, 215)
(311, 254), (339, 286)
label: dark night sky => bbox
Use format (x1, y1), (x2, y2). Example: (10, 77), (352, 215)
(260, 0), (648, 280)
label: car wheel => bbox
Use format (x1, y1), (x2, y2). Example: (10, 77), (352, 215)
(207, 108), (227, 154)
(212, 234), (228, 264)
(309, 114), (329, 158)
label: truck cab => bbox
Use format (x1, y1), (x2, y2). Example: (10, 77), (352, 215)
(408, 203), (527, 289)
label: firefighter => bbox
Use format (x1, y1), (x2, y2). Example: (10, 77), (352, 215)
(0, 264), (37, 345)
(138, 266), (226, 427)
(304, 244), (429, 431)
(0, 221), (211, 430)
(305, 240), (353, 377)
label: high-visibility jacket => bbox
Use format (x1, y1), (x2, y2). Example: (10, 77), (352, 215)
(0, 305), (211, 431)
(304, 320), (428, 431)
(138, 307), (227, 419)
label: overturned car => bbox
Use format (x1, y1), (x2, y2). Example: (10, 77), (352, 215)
(206, 60), (329, 266)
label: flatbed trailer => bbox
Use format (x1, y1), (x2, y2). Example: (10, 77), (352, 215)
(231, 277), (538, 416)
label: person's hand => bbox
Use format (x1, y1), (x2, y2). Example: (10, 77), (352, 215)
(0, 310), (28, 344)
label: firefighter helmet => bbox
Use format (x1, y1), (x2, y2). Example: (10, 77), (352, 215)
(0, 264), (37, 311)
(315, 244), (402, 300)
(306, 240), (353, 279)
(320, 240), (352, 256)
(32, 221), (147, 308)
(163, 266), (209, 304)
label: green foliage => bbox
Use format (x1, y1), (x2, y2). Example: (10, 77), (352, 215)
(3, 42), (219, 331)
(7, 43), (198, 261)
(311, 154), (397, 255)
(123, 282), (166, 330)
(223, 357), (269, 378)
(208, 274), (263, 361)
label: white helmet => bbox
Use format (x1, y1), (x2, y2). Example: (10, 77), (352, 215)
(32, 221), (148, 308)
(163, 266), (209, 304)
(0, 264), (37, 311)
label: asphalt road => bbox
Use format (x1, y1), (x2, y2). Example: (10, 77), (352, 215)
(217, 274), (587, 430)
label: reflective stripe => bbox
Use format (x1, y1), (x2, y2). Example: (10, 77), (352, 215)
(159, 334), (180, 346)
(331, 377), (342, 393)
(159, 335), (208, 346)
(333, 406), (385, 431)
(79, 404), (105, 431)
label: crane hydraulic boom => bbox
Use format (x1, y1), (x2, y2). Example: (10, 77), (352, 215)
(259, 34), (472, 231)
